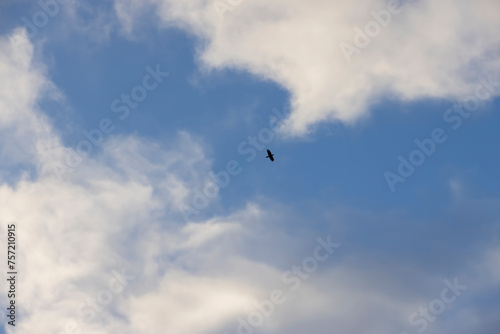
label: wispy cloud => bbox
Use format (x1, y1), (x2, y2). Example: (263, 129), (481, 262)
(113, 0), (500, 136)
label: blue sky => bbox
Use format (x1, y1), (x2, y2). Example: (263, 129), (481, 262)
(0, 1), (499, 334)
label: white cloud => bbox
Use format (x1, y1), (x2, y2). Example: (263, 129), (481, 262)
(0, 28), (63, 175)
(113, 0), (500, 136)
(0, 28), (253, 333)
(126, 272), (257, 334)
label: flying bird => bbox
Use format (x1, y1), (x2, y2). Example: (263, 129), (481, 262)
(265, 149), (275, 162)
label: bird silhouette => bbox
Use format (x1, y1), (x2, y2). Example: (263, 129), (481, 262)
(265, 149), (275, 162)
